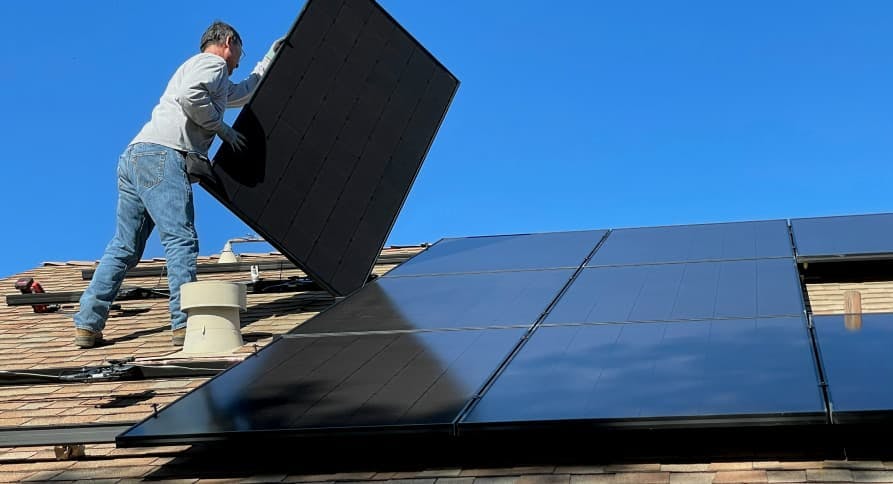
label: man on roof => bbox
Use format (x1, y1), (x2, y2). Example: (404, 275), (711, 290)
(73, 21), (284, 348)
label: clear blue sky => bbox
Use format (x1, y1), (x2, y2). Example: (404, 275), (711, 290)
(2, 1), (891, 278)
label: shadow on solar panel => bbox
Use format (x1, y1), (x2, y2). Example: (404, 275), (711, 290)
(198, 0), (459, 297)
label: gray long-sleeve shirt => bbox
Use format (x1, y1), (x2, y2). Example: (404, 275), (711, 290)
(131, 53), (270, 156)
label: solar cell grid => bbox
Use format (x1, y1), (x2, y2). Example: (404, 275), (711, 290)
(812, 313), (893, 423)
(291, 269), (576, 334)
(791, 213), (893, 262)
(462, 317), (825, 427)
(201, 0), (459, 296)
(385, 230), (607, 277)
(545, 259), (804, 325)
(118, 327), (527, 445)
(588, 220), (792, 267)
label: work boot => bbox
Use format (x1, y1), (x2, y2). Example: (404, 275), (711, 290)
(74, 328), (103, 348)
(172, 327), (186, 347)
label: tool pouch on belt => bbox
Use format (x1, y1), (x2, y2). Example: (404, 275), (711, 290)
(184, 152), (214, 184)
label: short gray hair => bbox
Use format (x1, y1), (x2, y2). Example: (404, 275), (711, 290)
(200, 21), (242, 52)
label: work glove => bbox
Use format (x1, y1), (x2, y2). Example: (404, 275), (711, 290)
(264, 36), (286, 62)
(217, 123), (247, 151)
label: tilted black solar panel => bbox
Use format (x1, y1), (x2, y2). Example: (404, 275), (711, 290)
(200, 0), (459, 296)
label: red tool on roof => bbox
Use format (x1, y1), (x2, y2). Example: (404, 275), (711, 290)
(14, 277), (60, 313)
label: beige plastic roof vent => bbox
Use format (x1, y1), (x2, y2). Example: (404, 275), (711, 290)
(216, 236), (267, 264)
(179, 281), (247, 354)
(217, 241), (241, 263)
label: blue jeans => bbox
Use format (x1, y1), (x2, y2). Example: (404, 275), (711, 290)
(74, 142), (199, 333)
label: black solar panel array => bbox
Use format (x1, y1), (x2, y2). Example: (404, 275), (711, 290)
(118, 229), (608, 445)
(200, 0), (459, 296)
(460, 220), (825, 431)
(117, 220), (833, 446)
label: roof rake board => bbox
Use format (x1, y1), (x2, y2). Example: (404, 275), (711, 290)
(198, 0), (459, 296)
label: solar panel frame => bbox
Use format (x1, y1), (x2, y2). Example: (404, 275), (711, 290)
(812, 313), (893, 424)
(198, 0), (459, 297)
(116, 327), (528, 446)
(289, 268), (577, 334)
(790, 213), (893, 262)
(545, 259), (805, 325)
(587, 220), (793, 267)
(459, 317), (826, 431)
(384, 230), (609, 277)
